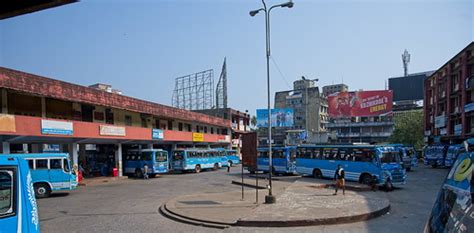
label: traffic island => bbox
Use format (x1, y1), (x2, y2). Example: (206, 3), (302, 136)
(160, 179), (390, 228)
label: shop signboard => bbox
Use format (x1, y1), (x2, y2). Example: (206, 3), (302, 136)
(256, 108), (294, 127)
(152, 129), (164, 140)
(0, 114), (15, 132)
(454, 124), (463, 135)
(41, 119), (73, 135)
(99, 125), (126, 136)
(192, 133), (204, 142)
(435, 115), (446, 128)
(328, 90), (393, 117)
(464, 103), (474, 113)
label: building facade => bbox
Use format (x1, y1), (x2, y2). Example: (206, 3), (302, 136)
(274, 79), (328, 143)
(327, 116), (394, 143)
(322, 83), (348, 97)
(0, 67), (232, 177)
(424, 42), (474, 144)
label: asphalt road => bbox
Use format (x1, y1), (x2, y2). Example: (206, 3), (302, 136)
(38, 164), (448, 233)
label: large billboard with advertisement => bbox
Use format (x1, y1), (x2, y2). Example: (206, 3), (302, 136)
(328, 90), (393, 118)
(256, 108), (294, 127)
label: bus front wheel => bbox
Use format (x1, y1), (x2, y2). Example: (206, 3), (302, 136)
(313, 169), (322, 179)
(135, 169), (143, 178)
(34, 183), (51, 198)
(195, 165), (201, 173)
(384, 180), (393, 192)
(360, 174), (372, 185)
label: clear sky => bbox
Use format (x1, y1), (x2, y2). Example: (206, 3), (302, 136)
(1, 0), (472, 116)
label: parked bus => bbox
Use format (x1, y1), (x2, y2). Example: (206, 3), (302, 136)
(124, 149), (169, 178)
(405, 145), (419, 168)
(220, 149), (241, 167)
(387, 144), (415, 171)
(12, 153), (77, 199)
(424, 140), (473, 232)
(0, 155), (40, 233)
(171, 149), (223, 173)
(295, 145), (406, 190)
(444, 144), (464, 168)
(257, 146), (297, 175)
(424, 145), (448, 168)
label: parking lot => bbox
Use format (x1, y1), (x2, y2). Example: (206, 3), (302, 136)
(38, 165), (448, 233)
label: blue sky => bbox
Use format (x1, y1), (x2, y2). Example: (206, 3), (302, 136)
(0, 0), (472, 116)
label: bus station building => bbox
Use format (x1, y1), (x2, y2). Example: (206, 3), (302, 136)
(0, 67), (232, 177)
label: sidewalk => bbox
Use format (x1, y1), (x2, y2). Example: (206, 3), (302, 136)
(79, 176), (129, 186)
(161, 177), (390, 228)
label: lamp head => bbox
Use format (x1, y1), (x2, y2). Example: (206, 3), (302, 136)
(281, 1), (294, 8)
(249, 9), (261, 17)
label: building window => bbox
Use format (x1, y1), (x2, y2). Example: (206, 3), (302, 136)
(204, 127), (208, 133)
(196, 125), (200, 133)
(125, 115), (132, 126)
(217, 128), (220, 134)
(178, 122), (183, 131)
(141, 118), (147, 128)
(211, 127), (214, 134)
(187, 124), (192, 132)
(168, 120), (173, 130)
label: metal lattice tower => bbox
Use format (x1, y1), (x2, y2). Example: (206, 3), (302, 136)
(402, 49), (411, 77)
(216, 57), (228, 109)
(172, 70), (214, 110)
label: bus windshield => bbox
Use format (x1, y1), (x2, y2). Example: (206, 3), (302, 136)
(172, 151), (184, 161)
(380, 151), (400, 163)
(227, 151), (237, 156)
(155, 152), (167, 162)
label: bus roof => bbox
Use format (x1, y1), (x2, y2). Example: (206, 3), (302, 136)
(2, 153), (69, 158)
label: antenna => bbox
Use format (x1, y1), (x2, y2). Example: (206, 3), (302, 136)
(402, 49), (410, 77)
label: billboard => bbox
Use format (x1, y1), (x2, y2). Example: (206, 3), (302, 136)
(328, 90), (393, 118)
(388, 71), (433, 101)
(256, 108), (294, 127)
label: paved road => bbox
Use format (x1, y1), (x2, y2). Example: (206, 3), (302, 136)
(38, 165), (448, 233)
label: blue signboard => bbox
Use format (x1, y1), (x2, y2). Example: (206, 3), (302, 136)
(256, 108), (294, 128)
(152, 129), (164, 140)
(465, 103), (474, 113)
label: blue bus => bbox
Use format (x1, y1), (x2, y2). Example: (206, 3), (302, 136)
(295, 145), (406, 190)
(444, 144), (463, 168)
(220, 149), (240, 167)
(14, 153), (77, 198)
(388, 144), (418, 171)
(171, 149), (223, 173)
(0, 155), (40, 233)
(424, 140), (473, 232)
(257, 146), (297, 174)
(124, 149), (169, 178)
(405, 145), (419, 169)
(424, 145), (448, 168)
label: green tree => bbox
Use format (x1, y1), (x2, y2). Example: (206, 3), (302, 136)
(389, 110), (424, 150)
(251, 115), (257, 130)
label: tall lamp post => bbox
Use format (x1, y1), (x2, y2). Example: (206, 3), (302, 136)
(250, 0), (294, 204)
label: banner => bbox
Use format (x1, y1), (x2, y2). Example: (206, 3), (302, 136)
(192, 133), (204, 142)
(328, 90), (393, 117)
(99, 125), (125, 136)
(152, 129), (164, 140)
(41, 119), (73, 135)
(256, 108), (294, 127)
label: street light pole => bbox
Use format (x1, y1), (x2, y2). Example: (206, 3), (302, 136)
(250, 0), (294, 204)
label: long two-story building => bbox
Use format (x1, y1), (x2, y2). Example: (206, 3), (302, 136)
(0, 67), (232, 177)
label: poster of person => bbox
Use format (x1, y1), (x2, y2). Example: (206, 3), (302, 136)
(328, 90), (393, 118)
(256, 108), (294, 128)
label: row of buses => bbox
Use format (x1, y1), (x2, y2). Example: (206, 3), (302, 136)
(423, 144), (465, 168)
(256, 144), (410, 190)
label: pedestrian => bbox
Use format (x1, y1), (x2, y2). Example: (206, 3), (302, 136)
(143, 163), (149, 180)
(333, 164), (345, 195)
(370, 175), (378, 191)
(227, 161), (231, 173)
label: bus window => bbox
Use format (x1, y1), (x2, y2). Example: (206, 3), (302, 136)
(50, 159), (62, 170)
(156, 152), (167, 162)
(142, 152), (153, 161)
(63, 159), (70, 173)
(27, 160), (34, 169)
(380, 151), (399, 163)
(0, 170), (14, 217)
(173, 151), (184, 160)
(36, 159), (48, 169)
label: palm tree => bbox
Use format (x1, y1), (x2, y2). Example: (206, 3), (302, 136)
(251, 115), (257, 129)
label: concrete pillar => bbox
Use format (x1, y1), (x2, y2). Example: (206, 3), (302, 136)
(41, 97), (46, 118)
(115, 143), (123, 177)
(2, 142), (10, 154)
(1, 89), (7, 114)
(69, 143), (78, 166)
(22, 144), (28, 153)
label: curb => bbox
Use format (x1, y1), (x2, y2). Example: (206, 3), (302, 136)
(159, 205), (230, 229)
(235, 204), (390, 227)
(308, 183), (372, 192)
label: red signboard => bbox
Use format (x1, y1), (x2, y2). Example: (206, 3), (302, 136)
(328, 90), (393, 117)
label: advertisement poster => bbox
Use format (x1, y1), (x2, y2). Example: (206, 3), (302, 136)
(328, 90), (393, 118)
(152, 129), (164, 140)
(256, 108), (294, 128)
(41, 119), (73, 135)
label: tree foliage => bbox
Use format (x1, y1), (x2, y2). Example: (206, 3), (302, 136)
(389, 111), (424, 150)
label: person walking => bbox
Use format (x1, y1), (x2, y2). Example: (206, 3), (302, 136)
(227, 161), (231, 173)
(143, 163), (149, 180)
(333, 164), (345, 195)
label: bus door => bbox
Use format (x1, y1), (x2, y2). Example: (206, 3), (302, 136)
(48, 158), (72, 189)
(0, 167), (16, 231)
